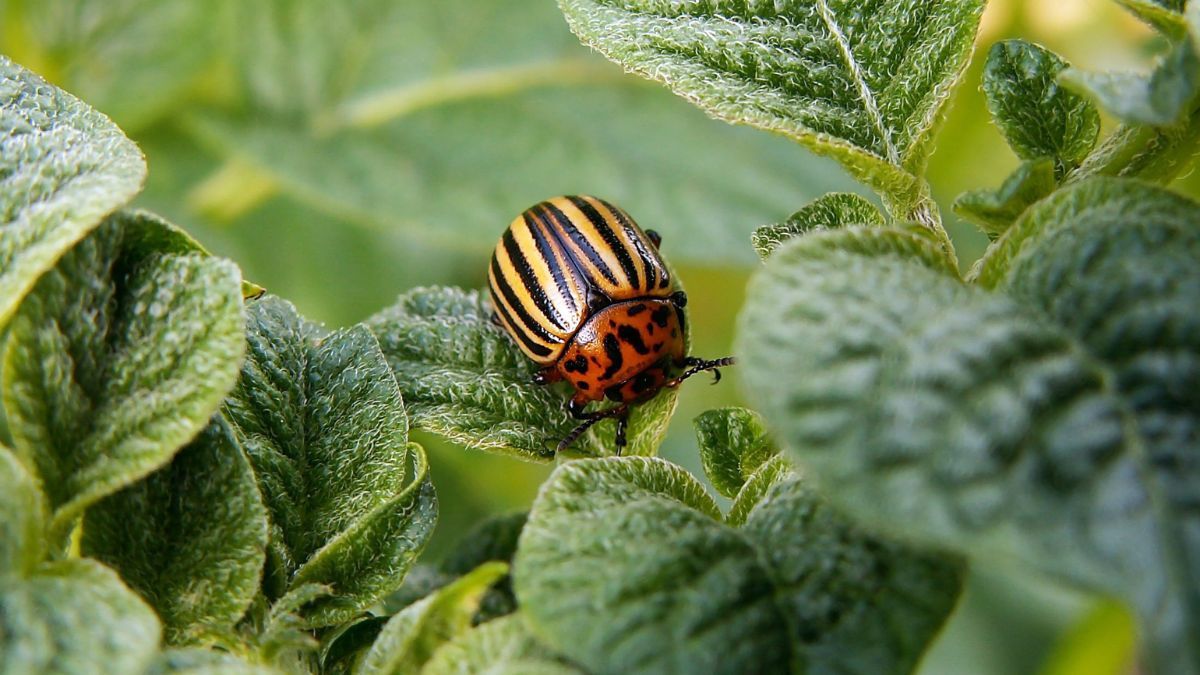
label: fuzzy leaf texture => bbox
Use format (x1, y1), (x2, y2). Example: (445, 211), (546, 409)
(983, 40), (1099, 174)
(953, 158), (1057, 238)
(0, 55), (146, 326)
(1, 212), (245, 545)
(422, 614), (582, 675)
(0, 443), (43, 576)
(0, 559), (161, 675)
(694, 407), (779, 498)
(556, 0), (985, 211)
(358, 562), (509, 675)
(752, 193), (885, 260)
(367, 287), (677, 460)
(82, 416), (269, 646)
(514, 456), (962, 675)
(737, 180), (1200, 674)
(223, 296), (436, 626)
(1117, 0), (1188, 35)
(146, 648), (282, 675)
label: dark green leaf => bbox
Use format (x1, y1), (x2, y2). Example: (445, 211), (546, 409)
(358, 562), (509, 675)
(422, 614), (581, 675)
(0, 442), (43, 576)
(556, 0), (985, 211)
(442, 512), (528, 576)
(82, 416), (269, 646)
(0, 559), (160, 674)
(0, 55), (146, 326)
(224, 296), (436, 626)
(514, 457), (960, 674)
(367, 287), (676, 461)
(954, 158), (1057, 238)
(751, 193), (885, 260)
(983, 41), (1099, 173)
(1062, 38), (1200, 127)
(694, 407), (778, 499)
(2, 213), (245, 544)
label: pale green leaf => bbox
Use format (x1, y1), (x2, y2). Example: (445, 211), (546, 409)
(359, 562), (509, 675)
(751, 193), (884, 260)
(1116, 0), (1189, 35)
(0, 442), (43, 576)
(726, 454), (795, 527)
(767, 225), (960, 278)
(0, 559), (160, 675)
(514, 456), (961, 674)
(1062, 38), (1200, 127)
(366, 287), (676, 461)
(694, 407), (778, 499)
(556, 0), (985, 211)
(983, 41), (1099, 174)
(1, 212), (245, 545)
(422, 614), (582, 675)
(954, 158), (1057, 238)
(82, 416), (269, 646)
(0, 54), (146, 326)
(146, 648), (283, 675)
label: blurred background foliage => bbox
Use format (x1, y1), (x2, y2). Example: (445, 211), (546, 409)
(0, 0), (1173, 672)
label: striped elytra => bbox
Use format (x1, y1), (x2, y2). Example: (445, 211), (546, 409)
(488, 195), (734, 454)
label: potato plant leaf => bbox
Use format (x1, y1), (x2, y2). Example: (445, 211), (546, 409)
(983, 40), (1099, 175)
(82, 416), (269, 646)
(737, 181), (1200, 673)
(146, 648), (282, 675)
(367, 287), (676, 461)
(0, 55), (146, 326)
(514, 456), (962, 674)
(0, 443), (44, 577)
(1116, 0), (1189, 35)
(223, 296), (436, 626)
(751, 193), (885, 260)
(1, 212), (245, 545)
(422, 614), (581, 675)
(0, 559), (161, 675)
(953, 158), (1057, 238)
(556, 0), (985, 213)
(694, 407), (778, 499)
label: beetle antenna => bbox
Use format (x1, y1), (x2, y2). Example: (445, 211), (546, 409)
(667, 356), (736, 388)
(557, 404), (630, 454)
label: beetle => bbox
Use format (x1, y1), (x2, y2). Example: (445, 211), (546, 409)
(487, 195), (734, 453)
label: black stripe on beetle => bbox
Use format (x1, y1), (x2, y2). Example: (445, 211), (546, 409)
(568, 196), (641, 289)
(502, 229), (569, 331)
(523, 210), (578, 316)
(541, 200), (620, 285)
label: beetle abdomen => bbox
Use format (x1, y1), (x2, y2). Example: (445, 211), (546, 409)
(488, 195), (671, 365)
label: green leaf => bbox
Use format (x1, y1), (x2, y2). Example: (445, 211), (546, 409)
(0, 54), (146, 327)
(694, 407), (778, 499)
(0, 442), (43, 576)
(2, 212), (245, 545)
(982, 41), (1099, 174)
(1115, 0), (1188, 36)
(81, 416), (269, 646)
(146, 648), (282, 675)
(1000, 178), (1200, 673)
(954, 158), (1057, 238)
(726, 454), (795, 527)
(440, 512), (528, 624)
(1062, 38), (1200, 127)
(367, 287), (676, 461)
(358, 562), (509, 675)
(751, 193), (885, 260)
(514, 456), (961, 674)
(768, 225), (961, 279)
(422, 614), (582, 675)
(223, 296), (437, 626)
(737, 208), (1200, 673)
(0, 559), (160, 674)
(555, 0), (985, 211)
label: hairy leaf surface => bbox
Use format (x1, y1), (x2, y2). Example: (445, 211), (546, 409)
(556, 0), (985, 209)
(224, 296), (436, 626)
(2, 213), (245, 544)
(694, 407), (778, 499)
(515, 457), (961, 674)
(0, 559), (160, 675)
(752, 193), (884, 259)
(367, 287), (676, 460)
(82, 416), (269, 646)
(953, 158), (1056, 238)
(0, 443), (43, 576)
(146, 648), (282, 675)
(0, 55), (146, 326)
(423, 614), (581, 675)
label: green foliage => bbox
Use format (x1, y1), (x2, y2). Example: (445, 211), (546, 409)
(983, 41), (1099, 176)
(146, 648), (282, 675)
(738, 178), (1200, 674)
(422, 614), (581, 675)
(367, 286), (676, 460)
(82, 416), (269, 646)
(0, 55), (146, 326)
(2, 211), (245, 545)
(0, 442), (43, 576)
(694, 407), (778, 498)
(224, 296), (436, 627)
(752, 193), (885, 260)
(954, 158), (1057, 238)
(557, 0), (985, 215)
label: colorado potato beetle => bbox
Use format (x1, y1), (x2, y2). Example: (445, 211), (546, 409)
(487, 195), (734, 453)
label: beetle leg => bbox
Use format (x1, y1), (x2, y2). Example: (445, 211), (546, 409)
(532, 367), (560, 386)
(614, 411), (629, 454)
(489, 311), (502, 326)
(556, 403), (630, 454)
(645, 229), (663, 249)
(667, 356), (736, 388)
(567, 396), (590, 419)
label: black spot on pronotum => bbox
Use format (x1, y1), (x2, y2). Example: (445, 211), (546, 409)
(605, 384), (626, 401)
(563, 355), (589, 374)
(578, 381), (590, 390)
(627, 303), (648, 316)
(617, 324), (650, 355)
(651, 305), (672, 328)
(602, 333), (624, 379)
